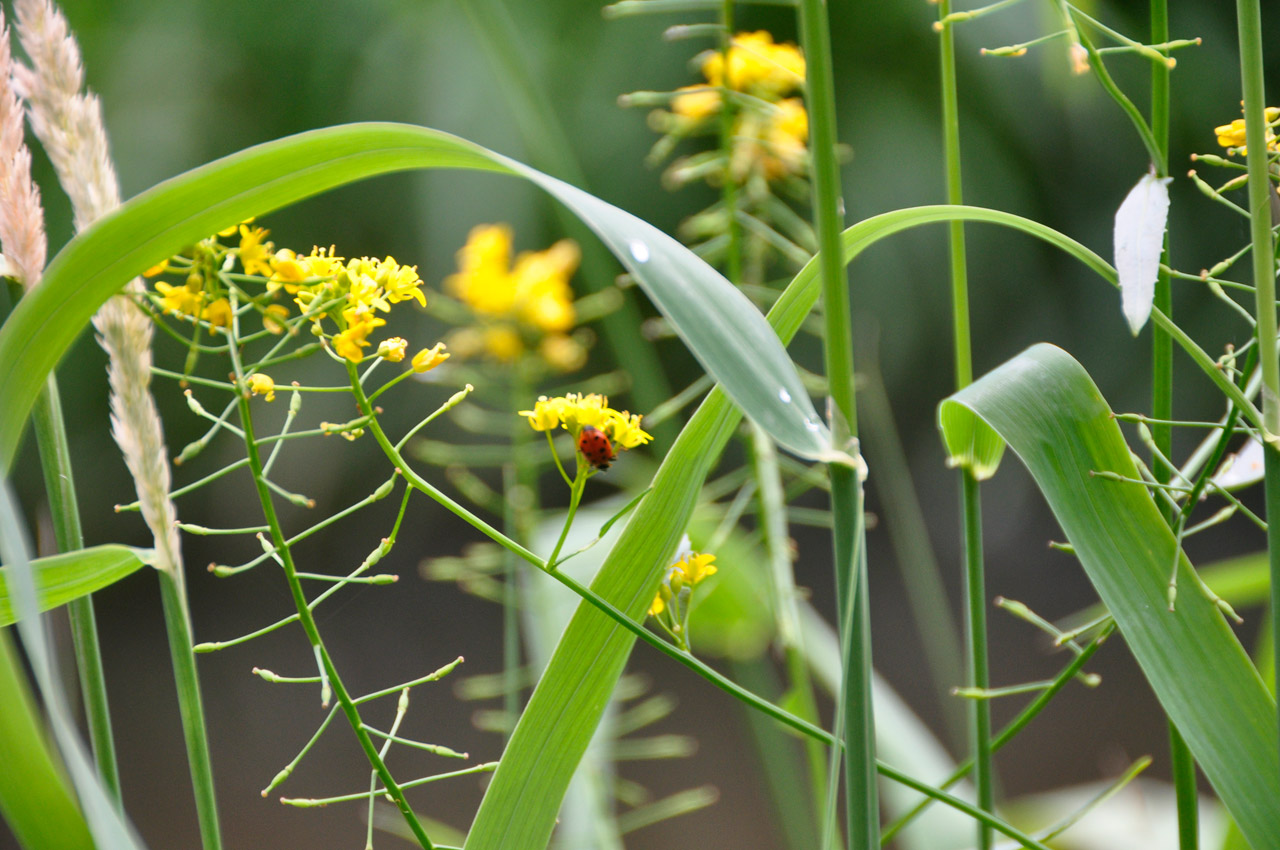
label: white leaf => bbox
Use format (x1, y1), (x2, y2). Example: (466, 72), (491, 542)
(1113, 171), (1172, 335)
(1212, 437), (1265, 490)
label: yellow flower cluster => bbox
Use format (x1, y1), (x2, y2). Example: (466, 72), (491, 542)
(147, 222), (441, 367)
(519, 392), (652, 449)
(444, 224), (585, 370)
(1215, 106), (1280, 155)
(649, 553), (718, 618)
(664, 31), (809, 182)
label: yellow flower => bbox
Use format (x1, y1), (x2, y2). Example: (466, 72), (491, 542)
(154, 280), (203, 317)
(732, 98), (809, 181)
(675, 552), (718, 585)
(248, 373), (276, 402)
(202, 297), (232, 329)
(262, 303), (291, 334)
(376, 257), (427, 307)
(218, 217), (254, 238)
(332, 307), (386, 362)
(519, 392), (652, 450)
(412, 342), (450, 373)
(670, 85), (721, 122)
(512, 239), (579, 333)
(269, 249), (310, 290)
(144, 258), (170, 278)
(648, 593), (666, 618)
(378, 337), (408, 362)
(1215, 107), (1280, 154)
(702, 31), (805, 98)
(238, 224), (275, 276)
(446, 225), (580, 359)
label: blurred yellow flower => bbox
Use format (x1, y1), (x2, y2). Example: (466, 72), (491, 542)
(202, 297), (232, 329)
(675, 552), (718, 585)
(445, 225), (581, 367)
(702, 31), (805, 98)
(262, 303), (291, 334)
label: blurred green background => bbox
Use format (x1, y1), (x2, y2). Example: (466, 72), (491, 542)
(4, 0), (1276, 847)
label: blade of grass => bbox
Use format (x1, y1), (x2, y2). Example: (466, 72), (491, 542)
(939, 343), (1280, 847)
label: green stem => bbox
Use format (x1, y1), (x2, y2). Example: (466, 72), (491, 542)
(157, 570), (223, 850)
(798, 0), (876, 844)
(547, 468), (588, 568)
(718, 0), (742, 285)
(30, 375), (120, 804)
(881, 624), (1112, 843)
(1147, 0), (1196, 845)
(1236, 0), (1280, 768)
(239, 380), (433, 848)
(938, 3), (993, 845)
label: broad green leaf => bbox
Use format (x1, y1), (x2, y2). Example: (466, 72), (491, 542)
(0, 483), (147, 850)
(938, 402), (1006, 480)
(0, 544), (149, 626)
(0, 123), (827, 473)
(939, 343), (1279, 847)
(0, 629), (95, 850)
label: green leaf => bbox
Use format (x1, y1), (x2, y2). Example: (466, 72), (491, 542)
(0, 629), (95, 850)
(0, 122), (827, 474)
(939, 343), (1280, 847)
(938, 403), (1006, 481)
(0, 483), (147, 850)
(0, 544), (149, 627)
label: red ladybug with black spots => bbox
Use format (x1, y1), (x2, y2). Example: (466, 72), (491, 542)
(577, 425), (616, 471)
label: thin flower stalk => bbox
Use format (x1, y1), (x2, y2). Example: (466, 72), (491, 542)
(796, 0), (877, 846)
(1234, 0), (1280, 770)
(936, 2), (993, 846)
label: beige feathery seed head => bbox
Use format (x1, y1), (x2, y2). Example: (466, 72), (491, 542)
(0, 12), (46, 288)
(13, 0), (120, 230)
(15, 0), (181, 578)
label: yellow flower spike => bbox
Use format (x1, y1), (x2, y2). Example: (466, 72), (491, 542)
(262, 303), (291, 334)
(411, 342), (450, 373)
(378, 337), (409, 362)
(238, 224), (275, 276)
(248, 373), (276, 402)
(202, 297), (232, 329)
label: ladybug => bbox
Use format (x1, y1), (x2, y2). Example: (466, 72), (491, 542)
(577, 425), (616, 471)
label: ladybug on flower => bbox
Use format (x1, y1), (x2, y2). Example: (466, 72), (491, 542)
(519, 392), (650, 478)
